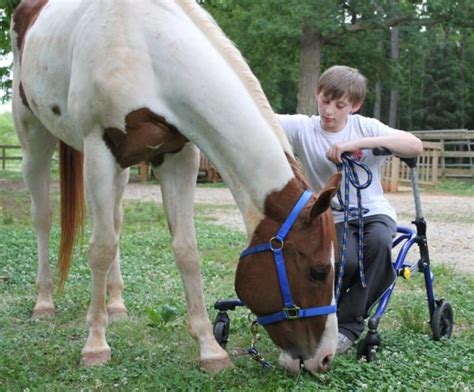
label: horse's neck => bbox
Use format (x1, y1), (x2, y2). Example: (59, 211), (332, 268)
(81, 1), (301, 231)
(213, 155), (308, 236)
(143, 2), (299, 229)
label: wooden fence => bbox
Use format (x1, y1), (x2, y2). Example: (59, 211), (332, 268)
(0, 145), (220, 182)
(381, 142), (442, 192)
(135, 154), (220, 183)
(2, 129), (472, 191)
(0, 145), (22, 170)
(411, 129), (474, 179)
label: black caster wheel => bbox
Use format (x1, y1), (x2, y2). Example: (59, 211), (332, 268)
(356, 332), (380, 362)
(213, 311), (230, 348)
(431, 300), (454, 340)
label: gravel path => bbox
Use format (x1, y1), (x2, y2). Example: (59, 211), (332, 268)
(124, 183), (473, 275)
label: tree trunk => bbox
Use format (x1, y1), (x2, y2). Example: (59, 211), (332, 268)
(388, 9), (399, 128)
(373, 81), (382, 120)
(389, 87), (399, 128)
(297, 26), (321, 115)
(459, 31), (466, 128)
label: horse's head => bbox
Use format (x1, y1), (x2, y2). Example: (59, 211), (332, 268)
(235, 173), (341, 375)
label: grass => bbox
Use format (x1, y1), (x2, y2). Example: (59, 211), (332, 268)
(0, 183), (473, 391)
(435, 179), (474, 197)
(0, 111), (17, 145)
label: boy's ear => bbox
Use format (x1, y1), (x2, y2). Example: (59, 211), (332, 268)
(351, 101), (363, 113)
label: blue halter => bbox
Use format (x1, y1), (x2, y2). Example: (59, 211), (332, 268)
(239, 190), (337, 326)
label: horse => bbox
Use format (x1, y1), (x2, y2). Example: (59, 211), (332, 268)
(11, 0), (341, 375)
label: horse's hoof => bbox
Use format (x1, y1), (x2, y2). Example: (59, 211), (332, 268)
(32, 306), (55, 319)
(107, 306), (128, 321)
(200, 355), (233, 374)
(81, 350), (111, 367)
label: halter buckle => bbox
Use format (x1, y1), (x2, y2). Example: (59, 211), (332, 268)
(269, 236), (284, 251)
(283, 306), (301, 319)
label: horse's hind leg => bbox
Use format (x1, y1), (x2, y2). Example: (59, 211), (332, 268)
(15, 114), (58, 319)
(154, 143), (232, 373)
(106, 168), (129, 320)
(81, 133), (119, 366)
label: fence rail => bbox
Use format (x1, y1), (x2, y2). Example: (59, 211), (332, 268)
(0, 145), (219, 182)
(381, 142), (442, 192)
(2, 128), (473, 190)
(0, 145), (22, 170)
(411, 129), (474, 179)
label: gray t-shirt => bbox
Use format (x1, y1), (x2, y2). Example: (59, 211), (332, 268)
(278, 113), (398, 223)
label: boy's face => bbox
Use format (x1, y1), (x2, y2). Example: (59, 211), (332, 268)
(316, 92), (361, 132)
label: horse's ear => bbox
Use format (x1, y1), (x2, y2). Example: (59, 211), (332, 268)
(309, 172), (341, 219)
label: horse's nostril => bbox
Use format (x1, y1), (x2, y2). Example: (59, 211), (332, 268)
(299, 356), (304, 368)
(320, 354), (332, 371)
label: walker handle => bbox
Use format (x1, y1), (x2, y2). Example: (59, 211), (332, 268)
(372, 147), (418, 168)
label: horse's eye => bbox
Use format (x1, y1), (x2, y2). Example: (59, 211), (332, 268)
(309, 267), (328, 282)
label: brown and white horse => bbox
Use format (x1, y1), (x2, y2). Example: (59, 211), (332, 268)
(11, 0), (340, 374)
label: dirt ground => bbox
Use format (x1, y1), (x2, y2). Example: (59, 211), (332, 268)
(124, 183), (473, 275)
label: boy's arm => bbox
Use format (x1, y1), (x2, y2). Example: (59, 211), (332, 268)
(327, 131), (423, 163)
(327, 116), (423, 164)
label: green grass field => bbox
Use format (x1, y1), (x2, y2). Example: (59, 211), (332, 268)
(0, 183), (473, 391)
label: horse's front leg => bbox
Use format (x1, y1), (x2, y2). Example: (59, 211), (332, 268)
(155, 144), (232, 373)
(106, 168), (130, 320)
(81, 135), (119, 366)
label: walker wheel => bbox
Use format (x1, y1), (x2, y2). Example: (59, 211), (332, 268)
(213, 311), (230, 348)
(431, 300), (454, 340)
(356, 332), (380, 362)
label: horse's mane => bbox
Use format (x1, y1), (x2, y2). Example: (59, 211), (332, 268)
(285, 152), (311, 190)
(284, 152), (337, 254)
(178, 0), (294, 157)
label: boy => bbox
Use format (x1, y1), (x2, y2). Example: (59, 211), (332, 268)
(278, 65), (423, 353)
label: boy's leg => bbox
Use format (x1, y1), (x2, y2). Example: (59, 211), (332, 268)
(336, 215), (397, 342)
(362, 215), (397, 314)
(335, 220), (363, 342)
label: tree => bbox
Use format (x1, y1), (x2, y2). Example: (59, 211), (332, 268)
(205, 0), (429, 118)
(1, 0), (473, 131)
(0, 0), (20, 102)
(203, 0), (302, 113)
(420, 38), (465, 129)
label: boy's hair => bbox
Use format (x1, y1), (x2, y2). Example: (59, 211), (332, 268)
(316, 65), (367, 105)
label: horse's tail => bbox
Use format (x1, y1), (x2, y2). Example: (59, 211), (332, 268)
(58, 141), (85, 292)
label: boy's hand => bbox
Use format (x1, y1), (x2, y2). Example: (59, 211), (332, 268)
(326, 141), (360, 164)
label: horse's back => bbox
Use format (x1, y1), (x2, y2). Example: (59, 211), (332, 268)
(13, 1), (166, 148)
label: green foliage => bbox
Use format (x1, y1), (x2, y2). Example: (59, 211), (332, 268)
(0, 0), (20, 102)
(146, 305), (180, 328)
(0, 111), (16, 144)
(0, 182), (473, 390)
(0, 2), (473, 126)
(202, 1), (474, 129)
(203, 0), (302, 113)
(420, 41), (464, 129)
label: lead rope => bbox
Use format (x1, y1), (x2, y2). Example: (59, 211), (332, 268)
(247, 320), (273, 369)
(334, 153), (372, 301)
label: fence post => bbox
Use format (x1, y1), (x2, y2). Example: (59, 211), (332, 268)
(432, 148), (439, 184)
(139, 162), (149, 182)
(389, 156), (400, 192)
